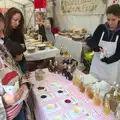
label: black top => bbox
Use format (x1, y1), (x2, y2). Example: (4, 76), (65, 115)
(4, 29), (27, 73)
(39, 25), (47, 42)
(4, 29), (26, 51)
(9, 29), (25, 44)
(87, 23), (120, 64)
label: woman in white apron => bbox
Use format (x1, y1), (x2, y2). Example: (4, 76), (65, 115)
(87, 4), (120, 85)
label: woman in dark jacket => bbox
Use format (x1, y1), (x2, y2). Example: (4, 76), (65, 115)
(87, 4), (120, 84)
(4, 7), (28, 75)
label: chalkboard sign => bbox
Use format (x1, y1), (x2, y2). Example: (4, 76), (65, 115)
(60, 0), (106, 14)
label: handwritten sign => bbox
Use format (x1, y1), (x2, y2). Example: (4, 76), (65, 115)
(60, 0), (105, 14)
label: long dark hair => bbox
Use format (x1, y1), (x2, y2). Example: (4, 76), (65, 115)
(106, 4), (120, 17)
(0, 12), (5, 23)
(4, 7), (24, 37)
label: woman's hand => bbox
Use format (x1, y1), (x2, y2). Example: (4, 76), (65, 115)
(38, 21), (44, 26)
(3, 88), (24, 106)
(99, 47), (104, 52)
(20, 44), (25, 48)
(24, 71), (30, 79)
(20, 83), (28, 91)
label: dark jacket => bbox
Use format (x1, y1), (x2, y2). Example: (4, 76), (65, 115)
(4, 29), (27, 73)
(87, 23), (120, 64)
(38, 25), (47, 42)
(9, 29), (25, 44)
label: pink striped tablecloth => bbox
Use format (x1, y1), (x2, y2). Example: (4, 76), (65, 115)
(30, 69), (115, 120)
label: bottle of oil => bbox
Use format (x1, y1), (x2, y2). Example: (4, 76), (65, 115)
(116, 84), (120, 101)
(54, 61), (58, 74)
(48, 60), (53, 72)
(93, 89), (101, 106)
(62, 56), (66, 64)
(60, 45), (63, 56)
(73, 75), (77, 85)
(62, 63), (67, 76)
(86, 87), (93, 99)
(68, 55), (72, 65)
(104, 94), (111, 115)
(115, 103), (120, 120)
(109, 82), (116, 94)
(51, 65), (55, 73)
(66, 65), (73, 81)
(64, 48), (69, 57)
(79, 82), (85, 93)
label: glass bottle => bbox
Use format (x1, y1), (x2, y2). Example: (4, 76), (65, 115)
(73, 73), (78, 86)
(48, 60), (52, 72)
(76, 76), (84, 88)
(114, 90), (118, 99)
(60, 46), (63, 56)
(115, 103), (120, 120)
(38, 35), (41, 42)
(109, 82), (116, 94)
(62, 56), (66, 64)
(79, 82), (85, 93)
(68, 55), (72, 65)
(73, 75), (77, 85)
(93, 89), (101, 106)
(54, 61), (58, 74)
(64, 48), (69, 57)
(104, 94), (111, 115)
(51, 65), (55, 73)
(116, 84), (120, 101)
(86, 87), (93, 99)
(66, 65), (73, 81)
(62, 63), (67, 76)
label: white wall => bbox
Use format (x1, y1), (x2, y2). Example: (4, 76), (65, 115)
(25, 4), (34, 29)
(54, 0), (119, 34)
(0, 0), (34, 29)
(0, 0), (24, 13)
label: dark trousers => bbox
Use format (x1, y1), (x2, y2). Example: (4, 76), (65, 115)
(48, 17), (54, 27)
(13, 109), (25, 120)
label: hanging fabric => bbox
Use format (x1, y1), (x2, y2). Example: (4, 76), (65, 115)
(34, 0), (47, 8)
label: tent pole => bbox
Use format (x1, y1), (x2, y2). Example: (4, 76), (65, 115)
(23, 5), (26, 31)
(4, 0), (6, 9)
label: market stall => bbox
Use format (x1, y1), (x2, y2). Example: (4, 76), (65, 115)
(29, 69), (115, 120)
(55, 28), (88, 62)
(24, 47), (59, 61)
(55, 34), (83, 63)
(24, 35), (60, 61)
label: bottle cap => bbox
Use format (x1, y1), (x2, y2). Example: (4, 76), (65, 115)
(64, 63), (67, 68)
(116, 84), (119, 88)
(55, 61), (58, 65)
(68, 65), (71, 72)
(113, 82), (117, 86)
(114, 91), (118, 96)
(118, 103), (120, 107)
(106, 94), (111, 99)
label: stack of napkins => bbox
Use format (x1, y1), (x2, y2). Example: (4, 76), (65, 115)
(80, 74), (98, 86)
(92, 80), (111, 99)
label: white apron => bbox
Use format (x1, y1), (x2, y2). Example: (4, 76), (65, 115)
(90, 32), (120, 85)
